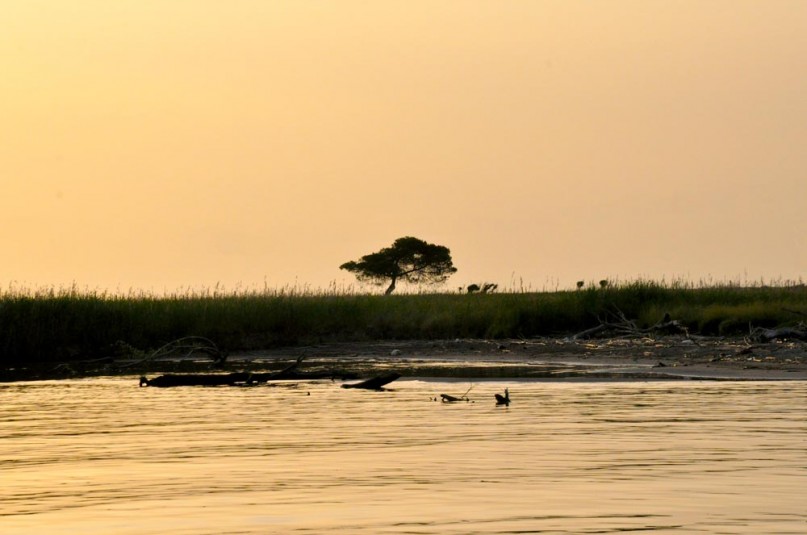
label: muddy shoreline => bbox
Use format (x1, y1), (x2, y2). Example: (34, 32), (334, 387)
(3, 336), (807, 383)
(233, 336), (807, 381)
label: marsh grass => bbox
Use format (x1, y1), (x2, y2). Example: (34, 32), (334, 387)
(1, 279), (805, 364)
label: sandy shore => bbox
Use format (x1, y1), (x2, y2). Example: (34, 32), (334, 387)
(225, 336), (807, 381)
(3, 336), (807, 382)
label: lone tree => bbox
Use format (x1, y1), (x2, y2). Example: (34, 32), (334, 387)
(340, 236), (457, 295)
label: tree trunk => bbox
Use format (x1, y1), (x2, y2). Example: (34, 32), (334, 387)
(384, 277), (397, 295)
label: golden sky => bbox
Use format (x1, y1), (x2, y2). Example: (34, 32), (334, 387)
(2, 1), (806, 293)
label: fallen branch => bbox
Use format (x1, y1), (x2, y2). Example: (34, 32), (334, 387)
(571, 324), (609, 340)
(119, 336), (226, 369)
(572, 311), (688, 340)
(572, 307), (689, 340)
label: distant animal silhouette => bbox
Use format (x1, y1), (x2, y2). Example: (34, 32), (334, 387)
(467, 282), (498, 294)
(495, 388), (510, 406)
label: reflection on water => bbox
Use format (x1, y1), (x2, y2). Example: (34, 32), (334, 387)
(1, 377), (805, 534)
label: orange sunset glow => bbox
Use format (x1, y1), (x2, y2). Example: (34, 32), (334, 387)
(3, 1), (806, 293)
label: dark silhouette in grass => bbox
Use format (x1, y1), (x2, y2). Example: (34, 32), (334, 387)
(340, 236), (457, 295)
(467, 283), (498, 294)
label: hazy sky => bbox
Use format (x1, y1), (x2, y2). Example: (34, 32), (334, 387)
(3, 1), (806, 293)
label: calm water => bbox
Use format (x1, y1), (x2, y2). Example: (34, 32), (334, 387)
(1, 377), (805, 534)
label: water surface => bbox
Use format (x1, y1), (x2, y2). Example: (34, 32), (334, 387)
(2, 377), (805, 534)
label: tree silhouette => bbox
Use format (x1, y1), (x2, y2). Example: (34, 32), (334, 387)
(340, 236), (457, 295)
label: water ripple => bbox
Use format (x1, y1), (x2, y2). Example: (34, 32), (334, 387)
(1, 378), (805, 534)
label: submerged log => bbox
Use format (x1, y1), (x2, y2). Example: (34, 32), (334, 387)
(341, 372), (401, 390)
(440, 393), (475, 403)
(139, 369), (358, 387)
(440, 383), (475, 403)
(140, 373), (249, 387)
(137, 356), (362, 387)
(268, 355), (305, 379)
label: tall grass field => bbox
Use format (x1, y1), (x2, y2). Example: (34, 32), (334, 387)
(1, 280), (806, 365)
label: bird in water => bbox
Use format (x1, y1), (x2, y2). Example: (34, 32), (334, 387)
(495, 388), (510, 406)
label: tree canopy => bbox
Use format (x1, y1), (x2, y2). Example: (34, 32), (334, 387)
(340, 236), (457, 294)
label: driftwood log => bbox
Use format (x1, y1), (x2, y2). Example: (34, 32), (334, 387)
(138, 356), (360, 387)
(752, 327), (807, 343)
(572, 310), (688, 340)
(120, 336), (228, 370)
(140, 373), (248, 387)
